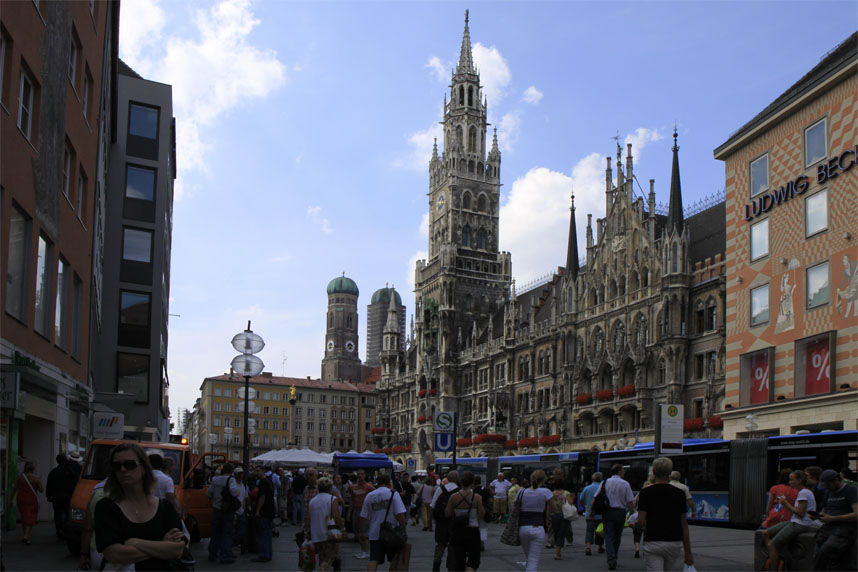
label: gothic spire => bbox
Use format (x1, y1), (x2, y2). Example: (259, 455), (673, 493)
(566, 190), (579, 280)
(667, 127), (684, 235)
(457, 10), (475, 74)
(384, 290), (400, 334)
(491, 127), (499, 154)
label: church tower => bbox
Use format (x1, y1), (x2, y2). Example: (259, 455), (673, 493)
(321, 274), (362, 381)
(415, 11), (512, 407)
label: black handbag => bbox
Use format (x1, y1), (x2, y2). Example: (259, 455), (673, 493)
(378, 490), (407, 552)
(591, 481), (608, 517)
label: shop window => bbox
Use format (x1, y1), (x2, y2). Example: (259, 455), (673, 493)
(795, 332), (835, 398)
(750, 154), (768, 196)
(806, 261), (830, 309)
(750, 218), (768, 261)
(805, 189), (827, 238)
(805, 118), (826, 167)
(750, 284), (769, 326)
(739, 347), (774, 406)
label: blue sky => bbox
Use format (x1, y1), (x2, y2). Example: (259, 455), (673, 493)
(117, 0), (857, 423)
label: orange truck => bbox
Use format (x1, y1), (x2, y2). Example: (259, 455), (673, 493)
(65, 439), (226, 553)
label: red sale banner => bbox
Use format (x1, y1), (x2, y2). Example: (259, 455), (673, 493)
(805, 338), (830, 396)
(749, 352), (770, 405)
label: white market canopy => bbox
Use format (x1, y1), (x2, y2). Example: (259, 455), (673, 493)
(250, 447), (332, 467)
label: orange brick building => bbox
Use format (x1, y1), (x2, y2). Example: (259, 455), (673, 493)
(714, 33), (857, 438)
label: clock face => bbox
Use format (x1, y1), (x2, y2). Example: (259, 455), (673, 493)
(345, 341), (355, 353)
(326, 341), (334, 352)
(437, 194), (446, 212)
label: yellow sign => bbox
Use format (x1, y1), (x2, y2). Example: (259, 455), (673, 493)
(667, 405), (678, 417)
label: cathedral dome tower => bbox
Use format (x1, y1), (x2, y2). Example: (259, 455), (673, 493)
(322, 273), (362, 381)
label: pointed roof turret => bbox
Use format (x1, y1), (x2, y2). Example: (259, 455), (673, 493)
(456, 10), (475, 74)
(432, 138), (439, 161)
(565, 190), (579, 280)
(491, 127), (499, 154)
(383, 289), (400, 334)
(667, 127), (684, 234)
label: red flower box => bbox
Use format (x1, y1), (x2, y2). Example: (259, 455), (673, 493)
(392, 446), (409, 453)
(457, 437), (473, 447)
(596, 389), (614, 401)
(518, 437), (538, 447)
(383, 447), (393, 454)
(370, 427), (386, 435)
(539, 435), (561, 446)
(373, 448), (383, 454)
(708, 415), (723, 429)
(429, 388), (438, 395)
(417, 415), (427, 423)
(576, 393), (593, 405)
(418, 389), (427, 397)
(683, 418), (704, 431)
(504, 440), (517, 449)
(617, 384), (636, 398)
(474, 433), (506, 444)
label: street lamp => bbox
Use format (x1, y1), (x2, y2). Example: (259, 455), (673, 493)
(231, 321), (265, 474)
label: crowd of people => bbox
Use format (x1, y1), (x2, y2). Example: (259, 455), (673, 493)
(8, 446), (855, 572)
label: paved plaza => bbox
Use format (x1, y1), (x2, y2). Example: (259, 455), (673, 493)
(1, 518), (756, 571)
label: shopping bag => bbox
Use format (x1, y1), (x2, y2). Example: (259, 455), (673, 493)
(595, 522), (604, 536)
(390, 542), (412, 572)
(298, 540), (316, 572)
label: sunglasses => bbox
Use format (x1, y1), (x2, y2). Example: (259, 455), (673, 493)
(112, 460), (141, 472)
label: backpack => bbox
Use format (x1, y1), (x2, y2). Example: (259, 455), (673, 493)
(590, 481), (608, 517)
(221, 476), (241, 512)
(433, 485), (460, 520)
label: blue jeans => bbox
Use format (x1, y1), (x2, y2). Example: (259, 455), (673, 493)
(603, 508), (627, 566)
(234, 512), (246, 551)
(209, 508), (235, 561)
(257, 517), (273, 561)
(585, 517), (603, 546)
(293, 493), (304, 524)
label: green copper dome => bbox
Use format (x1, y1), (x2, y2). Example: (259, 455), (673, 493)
(371, 287), (402, 306)
(327, 275), (359, 296)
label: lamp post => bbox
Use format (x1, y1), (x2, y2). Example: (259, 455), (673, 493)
(231, 322), (265, 474)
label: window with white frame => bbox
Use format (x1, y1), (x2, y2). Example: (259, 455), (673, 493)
(214, 387), (222, 396)
(214, 402), (221, 411)
(55, 257), (70, 349)
(68, 36), (78, 85)
(805, 189), (827, 238)
(71, 273), (82, 359)
(62, 144), (72, 198)
(805, 118), (827, 167)
(750, 154), (768, 196)
(224, 388), (231, 397)
(18, 68), (35, 141)
(76, 171), (87, 224)
(34, 234), (53, 336)
(750, 218), (769, 261)
(6, 205), (31, 321)
(806, 262), (830, 309)
(750, 283), (769, 326)
(82, 69), (92, 119)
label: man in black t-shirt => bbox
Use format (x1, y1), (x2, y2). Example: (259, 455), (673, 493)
(252, 466), (276, 563)
(291, 471), (307, 525)
(634, 457), (694, 571)
(813, 469), (857, 571)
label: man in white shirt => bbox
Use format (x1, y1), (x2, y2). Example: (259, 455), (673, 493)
(489, 473), (512, 523)
(603, 464), (635, 570)
(360, 474), (407, 572)
(148, 454), (179, 513)
(206, 463), (243, 564)
(430, 471), (461, 572)
(669, 471), (697, 519)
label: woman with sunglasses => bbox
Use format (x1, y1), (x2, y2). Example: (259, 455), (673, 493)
(94, 444), (185, 570)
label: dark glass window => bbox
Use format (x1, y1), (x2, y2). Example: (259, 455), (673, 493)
(129, 104), (159, 139)
(117, 352), (149, 403)
(123, 228), (152, 262)
(126, 166), (156, 201)
(119, 291), (151, 348)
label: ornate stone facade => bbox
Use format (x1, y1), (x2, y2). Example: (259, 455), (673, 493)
(375, 13), (727, 466)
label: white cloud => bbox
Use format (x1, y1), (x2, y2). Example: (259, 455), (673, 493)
(419, 212), (430, 238)
(119, 0), (286, 185)
(624, 127), (664, 163)
(498, 112), (520, 153)
(425, 56), (448, 83)
(522, 86), (543, 104)
(271, 253), (293, 263)
(295, 153), (304, 165)
(472, 43), (511, 106)
(307, 206), (333, 234)
(394, 123), (443, 172)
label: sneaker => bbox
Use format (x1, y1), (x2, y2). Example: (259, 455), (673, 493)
(354, 552), (369, 559)
(598, 546), (605, 553)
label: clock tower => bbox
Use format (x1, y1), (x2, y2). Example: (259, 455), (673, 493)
(415, 11), (512, 404)
(321, 273), (362, 381)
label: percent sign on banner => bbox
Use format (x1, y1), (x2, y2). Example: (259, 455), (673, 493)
(750, 352), (769, 405)
(806, 338), (830, 396)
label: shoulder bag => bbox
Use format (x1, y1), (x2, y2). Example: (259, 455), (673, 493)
(499, 489), (522, 546)
(379, 490), (407, 552)
(591, 481), (609, 517)
(326, 496), (343, 542)
(561, 490), (579, 521)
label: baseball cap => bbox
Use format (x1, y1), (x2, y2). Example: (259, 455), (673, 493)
(234, 467), (244, 474)
(819, 469), (838, 483)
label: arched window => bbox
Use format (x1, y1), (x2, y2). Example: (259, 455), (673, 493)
(657, 359), (666, 385)
(468, 126), (477, 151)
(707, 298), (717, 330)
(347, 314), (352, 328)
(476, 228), (487, 249)
(329, 313), (333, 328)
(468, 160), (475, 173)
(537, 351), (543, 375)
(459, 85), (464, 105)
(456, 126), (463, 149)
(672, 242), (678, 273)
(467, 85), (473, 107)
(695, 300), (705, 333)
(642, 267), (649, 287)
(462, 192), (471, 209)
(462, 225), (471, 247)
